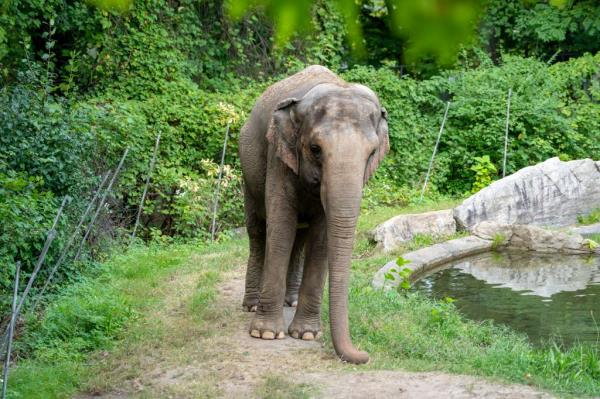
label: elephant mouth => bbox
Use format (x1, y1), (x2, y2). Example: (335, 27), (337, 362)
(300, 179), (322, 199)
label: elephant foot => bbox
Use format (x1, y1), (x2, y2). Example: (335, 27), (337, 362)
(288, 315), (321, 341)
(249, 312), (286, 340)
(242, 294), (259, 312)
(284, 292), (298, 307)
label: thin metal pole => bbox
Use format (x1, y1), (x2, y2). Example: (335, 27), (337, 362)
(30, 172), (111, 312)
(211, 122), (231, 241)
(420, 101), (451, 201)
(130, 132), (161, 245)
(2, 262), (20, 399)
(502, 88), (512, 178)
(13, 195), (68, 319)
(75, 147), (129, 261)
(0, 196), (68, 353)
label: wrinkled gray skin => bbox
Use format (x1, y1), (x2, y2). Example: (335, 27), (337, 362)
(238, 65), (389, 364)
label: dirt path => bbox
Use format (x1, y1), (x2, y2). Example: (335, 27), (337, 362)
(85, 258), (554, 399)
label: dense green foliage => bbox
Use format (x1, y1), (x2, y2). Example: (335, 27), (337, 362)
(0, 0), (599, 344)
(344, 52), (600, 194)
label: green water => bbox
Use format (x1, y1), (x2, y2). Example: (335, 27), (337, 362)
(412, 251), (600, 346)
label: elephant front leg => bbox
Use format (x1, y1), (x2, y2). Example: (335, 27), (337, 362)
(249, 203), (297, 340)
(289, 216), (327, 341)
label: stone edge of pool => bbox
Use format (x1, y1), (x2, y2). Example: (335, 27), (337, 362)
(372, 221), (600, 291)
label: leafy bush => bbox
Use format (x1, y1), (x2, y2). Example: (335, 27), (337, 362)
(344, 52), (600, 194)
(0, 170), (61, 313)
(577, 208), (600, 225)
(0, 69), (96, 315)
(73, 78), (258, 239)
(470, 155), (497, 193)
(0, 70), (93, 197)
(171, 160), (244, 238)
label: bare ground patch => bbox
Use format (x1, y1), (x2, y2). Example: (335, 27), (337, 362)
(79, 251), (554, 399)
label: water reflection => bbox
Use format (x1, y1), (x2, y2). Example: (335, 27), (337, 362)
(412, 251), (600, 346)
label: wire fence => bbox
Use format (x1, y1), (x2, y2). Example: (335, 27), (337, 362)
(419, 88), (514, 198)
(1, 120), (236, 359)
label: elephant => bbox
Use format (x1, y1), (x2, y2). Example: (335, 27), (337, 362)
(238, 65), (389, 364)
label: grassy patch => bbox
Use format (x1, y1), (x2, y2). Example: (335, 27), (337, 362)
(8, 240), (241, 399)
(9, 202), (600, 398)
(334, 283), (600, 396)
(587, 233), (600, 243)
(255, 375), (318, 399)
(320, 208), (600, 397)
(577, 208), (600, 225)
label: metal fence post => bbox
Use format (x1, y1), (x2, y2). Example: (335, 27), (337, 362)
(211, 122), (231, 241)
(502, 88), (513, 177)
(2, 262), (20, 399)
(420, 101), (451, 201)
(130, 132), (161, 245)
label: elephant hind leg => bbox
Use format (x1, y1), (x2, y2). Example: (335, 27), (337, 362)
(243, 191), (266, 312)
(285, 228), (308, 307)
(289, 215), (327, 340)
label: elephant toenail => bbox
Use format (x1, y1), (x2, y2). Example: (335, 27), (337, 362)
(291, 301), (298, 307)
(250, 305), (257, 312)
(262, 331), (275, 340)
(250, 329), (261, 338)
(277, 331), (285, 339)
(302, 332), (315, 340)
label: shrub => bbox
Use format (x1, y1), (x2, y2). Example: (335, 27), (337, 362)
(0, 68), (96, 315)
(470, 155), (497, 193)
(343, 53), (600, 194)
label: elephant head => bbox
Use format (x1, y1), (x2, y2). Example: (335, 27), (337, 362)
(266, 83), (389, 363)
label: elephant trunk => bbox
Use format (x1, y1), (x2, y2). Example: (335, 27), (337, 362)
(323, 164), (369, 364)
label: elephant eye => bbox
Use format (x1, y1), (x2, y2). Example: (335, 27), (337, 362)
(310, 144), (321, 158)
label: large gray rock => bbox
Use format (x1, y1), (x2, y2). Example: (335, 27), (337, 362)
(370, 209), (456, 252)
(472, 221), (599, 254)
(454, 157), (600, 230)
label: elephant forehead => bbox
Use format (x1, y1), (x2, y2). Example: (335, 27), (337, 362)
(306, 95), (378, 123)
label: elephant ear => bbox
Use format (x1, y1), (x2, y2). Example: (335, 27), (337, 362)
(364, 107), (390, 184)
(266, 98), (300, 174)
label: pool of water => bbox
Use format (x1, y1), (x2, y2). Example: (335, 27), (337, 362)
(411, 251), (600, 346)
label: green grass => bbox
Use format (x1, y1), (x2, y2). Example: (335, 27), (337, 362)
(7, 240), (237, 399)
(324, 277), (600, 396)
(320, 208), (600, 398)
(577, 208), (600, 225)
(8, 201), (600, 398)
(588, 233), (600, 243)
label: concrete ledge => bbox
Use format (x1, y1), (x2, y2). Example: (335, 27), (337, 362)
(373, 222), (600, 291)
(571, 222), (600, 236)
(372, 236), (492, 290)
